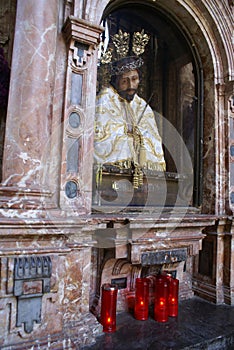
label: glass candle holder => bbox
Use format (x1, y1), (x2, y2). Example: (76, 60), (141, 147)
(154, 276), (169, 322)
(134, 278), (149, 320)
(168, 278), (179, 317)
(100, 283), (118, 333)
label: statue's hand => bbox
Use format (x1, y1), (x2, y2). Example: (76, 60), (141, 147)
(126, 123), (133, 134)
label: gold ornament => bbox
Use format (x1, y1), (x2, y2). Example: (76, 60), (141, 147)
(111, 30), (130, 60)
(99, 42), (113, 65)
(98, 29), (150, 67)
(132, 30), (150, 56)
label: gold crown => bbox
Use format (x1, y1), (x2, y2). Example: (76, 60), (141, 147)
(98, 29), (150, 66)
(97, 29), (150, 86)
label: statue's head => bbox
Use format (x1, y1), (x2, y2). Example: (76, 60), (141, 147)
(98, 29), (149, 96)
(110, 56), (143, 101)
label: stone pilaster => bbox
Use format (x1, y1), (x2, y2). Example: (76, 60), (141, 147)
(1, 0), (59, 208)
(60, 17), (103, 214)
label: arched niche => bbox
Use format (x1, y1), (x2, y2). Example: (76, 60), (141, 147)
(89, 0), (232, 215)
(92, 2), (204, 212)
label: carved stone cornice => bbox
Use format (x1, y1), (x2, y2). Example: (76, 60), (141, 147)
(62, 16), (103, 47)
(0, 186), (53, 209)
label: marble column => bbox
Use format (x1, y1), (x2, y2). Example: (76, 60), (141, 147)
(230, 223), (234, 304)
(225, 220), (234, 305)
(1, 0), (58, 207)
(215, 228), (225, 304)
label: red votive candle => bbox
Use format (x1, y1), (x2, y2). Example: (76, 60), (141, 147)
(168, 278), (179, 317)
(154, 276), (169, 322)
(134, 278), (149, 320)
(100, 283), (118, 333)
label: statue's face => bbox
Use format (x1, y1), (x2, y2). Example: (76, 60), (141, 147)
(116, 69), (140, 101)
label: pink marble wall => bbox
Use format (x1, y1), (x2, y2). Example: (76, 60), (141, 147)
(0, 0), (233, 349)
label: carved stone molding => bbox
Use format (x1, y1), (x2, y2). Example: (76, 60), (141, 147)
(0, 186), (53, 209)
(62, 16), (103, 69)
(63, 16), (103, 48)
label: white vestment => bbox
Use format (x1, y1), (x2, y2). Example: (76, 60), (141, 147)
(94, 86), (166, 172)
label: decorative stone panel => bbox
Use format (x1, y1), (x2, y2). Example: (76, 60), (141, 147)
(60, 17), (103, 214)
(13, 256), (52, 333)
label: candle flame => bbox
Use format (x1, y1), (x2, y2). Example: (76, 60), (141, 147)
(159, 297), (166, 307)
(107, 317), (111, 323)
(140, 301), (144, 306)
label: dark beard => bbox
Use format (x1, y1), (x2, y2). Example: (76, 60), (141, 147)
(118, 89), (136, 102)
